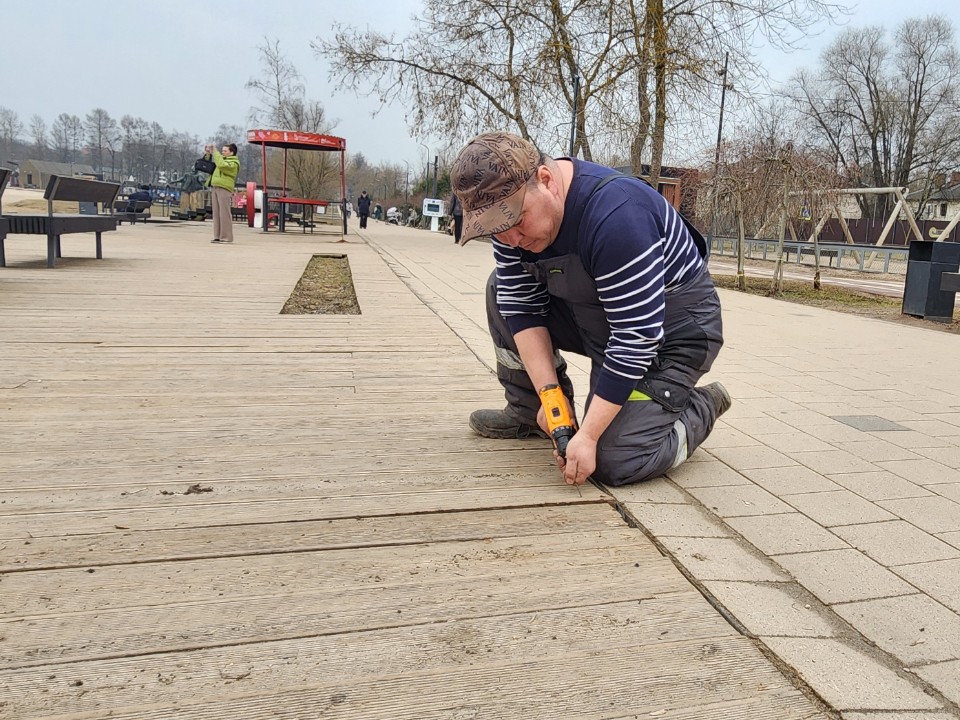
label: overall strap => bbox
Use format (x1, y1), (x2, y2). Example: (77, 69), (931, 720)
(582, 172), (708, 258)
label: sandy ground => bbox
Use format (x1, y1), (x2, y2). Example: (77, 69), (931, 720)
(1, 186), (79, 213)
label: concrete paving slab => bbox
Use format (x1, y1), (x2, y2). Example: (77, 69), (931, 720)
(754, 432), (838, 454)
(790, 449), (882, 475)
(724, 415), (808, 435)
(761, 637), (944, 711)
(825, 471), (933, 501)
(940, 531), (960, 551)
(704, 581), (837, 637)
(914, 446), (960, 470)
(876, 459), (960, 486)
(876, 433), (956, 450)
(785, 489), (898, 526)
(665, 459), (752, 488)
(687, 483), (795, 517)
(893, 559), (960, 614)
(743, 466), (844, 495)
(622, 502), (732, 538)
(698, 424), (757, 448)
(658, 537), (791, 582)
(832, 415), (911, 432)
(878, 496), (960, 534)
(707, 445), (800, 470)
(727, 513), (849, 555)
(832, 521), (960, 566)
(915, 660), (960, 705)
(901, 420), (960, 438)
(833, 594), (960, 665)
(804, 422), (880, 443)
(842, 440), (925, 463)
(776, 549), (917, 604)
(927, 483), (960, 503)
(608, 477), (688, 504)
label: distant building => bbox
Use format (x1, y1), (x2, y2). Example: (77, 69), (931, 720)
(612, 164), (699, 217)
(908, 173), (960, 222)
(18, 160), (98, 189)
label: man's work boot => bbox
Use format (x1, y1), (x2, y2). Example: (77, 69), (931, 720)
(469, 408), (548, 440)
(700, 382), (732, 417)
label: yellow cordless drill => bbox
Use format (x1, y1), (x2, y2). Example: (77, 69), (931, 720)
(538, 384), (577, 458)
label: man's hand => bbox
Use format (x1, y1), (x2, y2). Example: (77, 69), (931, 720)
(558, 431), (597, 485)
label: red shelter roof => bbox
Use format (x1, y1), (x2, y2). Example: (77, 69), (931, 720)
(246, 129), (346, 152)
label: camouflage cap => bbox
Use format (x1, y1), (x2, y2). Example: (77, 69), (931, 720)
(451, 131), (540, 245)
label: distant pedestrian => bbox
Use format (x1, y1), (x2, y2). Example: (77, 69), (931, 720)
(204, 143), (240, 244)
(449, 190), (463, 244)
(357, 190), (371, 229)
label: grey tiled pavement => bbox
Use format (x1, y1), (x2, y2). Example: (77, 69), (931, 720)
(362, 221), (960, 717)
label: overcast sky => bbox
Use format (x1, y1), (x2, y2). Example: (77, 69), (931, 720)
(1, 0), (952, 168)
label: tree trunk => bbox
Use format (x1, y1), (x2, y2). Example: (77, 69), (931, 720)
(647, 0), (666, 187)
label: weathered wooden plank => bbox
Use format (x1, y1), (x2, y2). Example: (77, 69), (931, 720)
(2, 529), (656, 616)
(0, 447), (564, 492)
(1, 541), (680, 669)
(0, 466), (581, 512)
(1, 505), (624, 572)
(0, 595), (752, 719)
(3, 634), (824, 720)
(0, 486), (602, 539)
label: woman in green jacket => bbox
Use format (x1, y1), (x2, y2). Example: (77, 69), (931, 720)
(204, 143), (240, 243)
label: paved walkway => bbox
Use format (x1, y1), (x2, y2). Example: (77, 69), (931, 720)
(0, 215), (957, 718)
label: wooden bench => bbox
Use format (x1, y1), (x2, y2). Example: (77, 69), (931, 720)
(0, 167), (10, 267)
(113, 199), (152, 225)
(2, 175), (120, 268)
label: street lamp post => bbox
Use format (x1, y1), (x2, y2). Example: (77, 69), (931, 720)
(706, 52), (731, 256)
(569, 73), (580, 156)
(403, 160), (410, 223)
(418, 142), (429, 195)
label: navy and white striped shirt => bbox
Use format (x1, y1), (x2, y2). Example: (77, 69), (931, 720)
(495, 159), (705, 405)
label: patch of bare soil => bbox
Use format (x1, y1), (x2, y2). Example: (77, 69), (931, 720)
(712, 274), (960, 335)
(281, 254), (361, 315)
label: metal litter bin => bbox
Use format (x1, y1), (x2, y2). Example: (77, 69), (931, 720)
(902, 240), (960, 322)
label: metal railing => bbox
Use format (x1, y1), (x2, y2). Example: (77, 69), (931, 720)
(710, 237), (910, 274)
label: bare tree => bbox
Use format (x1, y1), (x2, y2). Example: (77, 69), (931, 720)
(246, 39), (339, 199)
(790, 15), (960, 219)
(315, 0), (846, 180)
(29, 114), (47, 159)
(85, 108), (116, 174)
(50, 113), (82, 162)
(0, 106), (24, 163)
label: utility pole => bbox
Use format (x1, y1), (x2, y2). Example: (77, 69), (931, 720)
(569, 74), (580, 157)
(706, 52), (730, 255)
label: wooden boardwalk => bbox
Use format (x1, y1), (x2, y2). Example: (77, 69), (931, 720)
(0, 222), (830, 719)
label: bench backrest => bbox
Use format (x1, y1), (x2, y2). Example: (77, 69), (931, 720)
(44, 175), (120, 214)
(0, 167), (11, 215)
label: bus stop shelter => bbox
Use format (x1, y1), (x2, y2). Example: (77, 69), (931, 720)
(246, 129), (347, 239)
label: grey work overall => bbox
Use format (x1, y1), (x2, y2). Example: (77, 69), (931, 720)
(485, 254), (724, 486)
